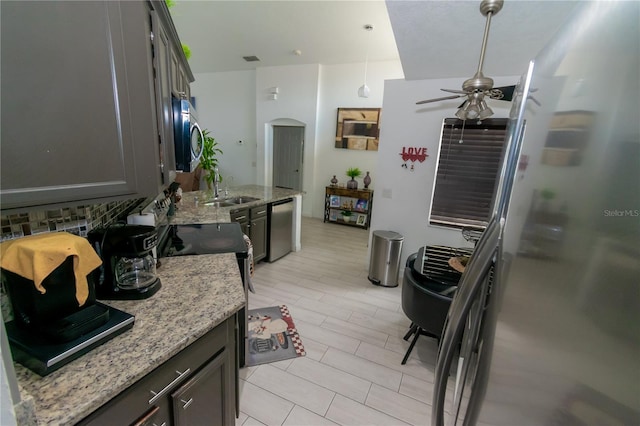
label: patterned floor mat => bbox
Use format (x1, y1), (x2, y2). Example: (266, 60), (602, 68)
(247, 305), (306, 366)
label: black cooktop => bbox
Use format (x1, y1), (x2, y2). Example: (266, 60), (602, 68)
(161, 223), (248, 258)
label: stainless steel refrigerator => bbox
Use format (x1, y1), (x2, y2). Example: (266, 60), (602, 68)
(432, 2), (640, 425)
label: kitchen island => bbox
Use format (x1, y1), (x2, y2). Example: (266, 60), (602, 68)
(172, 184), (304, 252)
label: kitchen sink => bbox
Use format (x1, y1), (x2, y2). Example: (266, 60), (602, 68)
(204, 201), (236, 207)
(225, 196), (261, 204)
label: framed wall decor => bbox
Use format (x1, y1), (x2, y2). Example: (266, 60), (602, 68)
(356, 214), (367, 226)
(335, 108), (381, 151)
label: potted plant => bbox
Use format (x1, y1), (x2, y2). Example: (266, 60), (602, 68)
(199, 129), (223, 190)
(341, 210), (353, 223)
(346, 167), (362, 189)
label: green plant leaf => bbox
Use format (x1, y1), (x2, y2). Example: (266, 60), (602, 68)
(198, 129), (223, 186)
(182, 44), (191, 60)
(346, 167), (362, 179)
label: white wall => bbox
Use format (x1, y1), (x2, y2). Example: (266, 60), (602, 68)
(369, 75), (517, 268)
(255, 64), (320, 217)
(314, 61), (404, 218)
(191, 70), (257, 186)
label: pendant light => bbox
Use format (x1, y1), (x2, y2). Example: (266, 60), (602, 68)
(358, 24), (374, 98)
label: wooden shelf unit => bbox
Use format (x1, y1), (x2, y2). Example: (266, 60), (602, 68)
(324, 186), (373, 229)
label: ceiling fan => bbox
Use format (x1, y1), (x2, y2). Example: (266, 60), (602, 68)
(416, 0), (515, 120)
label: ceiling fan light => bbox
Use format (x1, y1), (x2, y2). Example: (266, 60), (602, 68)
(466, 107), (480, 120)
(358, 84), (370, 98)
(455, 107), (468, 120)
(478, 101), (493, 119)
(463, 98), (480, 119)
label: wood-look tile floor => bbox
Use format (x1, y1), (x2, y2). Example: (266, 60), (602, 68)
(238, 217), (443, 426)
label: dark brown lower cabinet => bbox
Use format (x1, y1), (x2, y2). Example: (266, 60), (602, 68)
(230, 205), (267, 263)
(171, 349), (228, 425)
(78, 315), (237, 426)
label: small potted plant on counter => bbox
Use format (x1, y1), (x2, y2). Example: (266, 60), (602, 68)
(340, 210), (353, 223)
(199, 129), (223, 191)
(346, 167), (362, 189)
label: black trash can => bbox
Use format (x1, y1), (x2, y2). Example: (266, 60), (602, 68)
(368, 230), (404, 287)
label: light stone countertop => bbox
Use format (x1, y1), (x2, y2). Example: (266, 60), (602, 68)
(14, 253), (245, 425)
(171, 184), (304, 224)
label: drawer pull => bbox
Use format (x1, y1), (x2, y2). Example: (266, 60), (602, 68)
(181, 398), (193, 410)
(152, 423), (167, 426)
(234, 215), (246, 221)
(148, 368), (191, 404)
(256, 210), (266, 215)
(133, 405), (159, 426)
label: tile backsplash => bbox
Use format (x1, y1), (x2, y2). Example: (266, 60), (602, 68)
(0, 198), (146, 242)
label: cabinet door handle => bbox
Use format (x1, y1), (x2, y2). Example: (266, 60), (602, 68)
(256, 210), (266, 215)
(148, 368), (191, 404)
(234, 215), (246, 221)
(180, 398), (193, 410)
(133, 405), (159, 426)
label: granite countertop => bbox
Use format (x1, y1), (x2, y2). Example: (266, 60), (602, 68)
(14, 253), (245, 425)
(171, 184), (303, 224)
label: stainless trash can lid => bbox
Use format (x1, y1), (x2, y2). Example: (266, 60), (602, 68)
(372, 230), (403, 241)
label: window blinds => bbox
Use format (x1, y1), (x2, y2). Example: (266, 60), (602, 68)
(430, 118), (508, 228)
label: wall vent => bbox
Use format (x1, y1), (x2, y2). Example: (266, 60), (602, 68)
(243, 55), (260, 62)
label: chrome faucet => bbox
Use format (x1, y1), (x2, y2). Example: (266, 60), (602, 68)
(224, 175), (234, 198)
(213, 166), (220, 199)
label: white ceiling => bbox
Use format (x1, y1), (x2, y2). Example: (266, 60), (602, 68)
(170, 0), (579, 81)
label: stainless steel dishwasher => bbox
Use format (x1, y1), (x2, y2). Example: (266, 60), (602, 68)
(267, 198), (293, 262)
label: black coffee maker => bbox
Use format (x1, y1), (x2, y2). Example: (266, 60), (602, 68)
(1, 232), (136, 375)
(88, 225), (161, 300)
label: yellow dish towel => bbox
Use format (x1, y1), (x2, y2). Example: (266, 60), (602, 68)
(0, 232), (103, 306)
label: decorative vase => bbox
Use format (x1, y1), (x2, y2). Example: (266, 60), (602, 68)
(347, 178), (358, 189)
(342, 214), (351, 223)
(330, 175), (338, 186)
(363, 171), (371, 189)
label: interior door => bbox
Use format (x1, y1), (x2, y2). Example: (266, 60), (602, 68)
(273, 126), (304, 190)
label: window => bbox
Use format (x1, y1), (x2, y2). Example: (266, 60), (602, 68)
(429, 118), (508, 229)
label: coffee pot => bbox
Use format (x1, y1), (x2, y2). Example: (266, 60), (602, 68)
(88, 225), (161, 300)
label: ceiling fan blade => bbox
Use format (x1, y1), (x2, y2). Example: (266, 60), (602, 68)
(441, 88), (468, 95)
(416, 94), (466, 105)
(488, 85), (516, 101)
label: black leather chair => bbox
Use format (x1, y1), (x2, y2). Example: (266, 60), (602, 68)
(401, 253), (456, 365)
